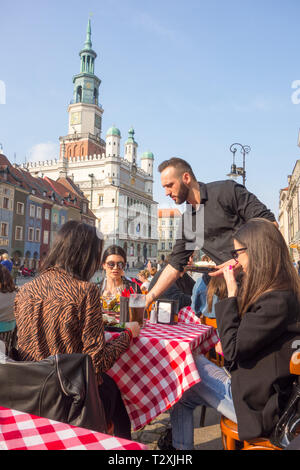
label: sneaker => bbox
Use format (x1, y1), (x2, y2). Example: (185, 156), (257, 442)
(157, 427), (176, 450)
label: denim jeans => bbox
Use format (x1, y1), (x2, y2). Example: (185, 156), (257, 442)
(170, 354), (237, 450)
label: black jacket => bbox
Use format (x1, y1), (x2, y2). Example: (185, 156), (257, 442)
(148, 268), (195, 310)
(168, 180), (276, 269)
(215, 290), (300, 441)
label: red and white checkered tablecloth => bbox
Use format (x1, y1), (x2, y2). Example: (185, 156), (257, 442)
(105, 307), (219, 430)
(0, 407), (148, 450)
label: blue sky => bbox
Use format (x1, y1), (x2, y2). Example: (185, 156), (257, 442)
(1, 0), (300, 217)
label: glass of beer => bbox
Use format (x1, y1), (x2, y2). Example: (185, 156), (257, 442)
(129, 294), (146, 327)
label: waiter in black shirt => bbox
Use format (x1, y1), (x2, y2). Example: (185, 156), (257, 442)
(145, 157), (277, 309)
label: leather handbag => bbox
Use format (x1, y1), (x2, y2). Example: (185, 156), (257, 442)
(0, 353), (107, 433)
(270, 378), (300, 448)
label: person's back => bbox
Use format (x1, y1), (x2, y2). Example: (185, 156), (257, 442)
(1, 255), (13, 273)
(15, 267), (96, 361)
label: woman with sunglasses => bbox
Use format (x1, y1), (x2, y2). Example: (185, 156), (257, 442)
(166, 218), (300, 450)
(99, 245), (141, 312)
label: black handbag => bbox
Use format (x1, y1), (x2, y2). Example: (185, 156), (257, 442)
(270, 378), (300, 448)
(0, 353), (108, 434)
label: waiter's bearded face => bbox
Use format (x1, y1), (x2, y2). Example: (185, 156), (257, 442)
(161, 166), (190, 205)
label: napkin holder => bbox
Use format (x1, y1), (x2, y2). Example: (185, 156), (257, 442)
(119, 296), (129, 323)
(156, 299), (179, 325)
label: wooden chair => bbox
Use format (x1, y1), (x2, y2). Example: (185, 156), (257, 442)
(200, 315), (224, 368)
(220, 350), (300, 450)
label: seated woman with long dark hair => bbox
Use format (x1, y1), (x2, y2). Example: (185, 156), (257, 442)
(169, 218), (300, 450)
(98, 245), (141, 312)
(14, 221), (140, 439)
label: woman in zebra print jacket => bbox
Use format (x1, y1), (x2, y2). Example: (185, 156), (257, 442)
(14, 221), (140, 439)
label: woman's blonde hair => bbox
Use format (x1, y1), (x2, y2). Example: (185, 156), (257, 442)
(234, 218), (300, 315)
(138, 269), (150, 280)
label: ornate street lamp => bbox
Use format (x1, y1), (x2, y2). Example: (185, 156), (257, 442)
(227, 143), (251, 186)
(88, 173), (95, 208)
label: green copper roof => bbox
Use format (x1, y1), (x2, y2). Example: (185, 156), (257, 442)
(106, 126), (121, 137)
(125, 127), (137, 145)
(141, 151), (154, 160)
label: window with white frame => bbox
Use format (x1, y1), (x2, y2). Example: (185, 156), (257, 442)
(35, 228), (41, 242)
(16, 202), (24, 215)
(28, 227), (34, 242)
(15, 226), (23, 241)
(43, 230), (49, 245)
(29, 204), (35, 218)
(36, 206), (42, 219)
(53, 213), (58, 224)
(44, 208), (50, 220)
(61, 216), (65, 225)
(2, 197), (9, 209)
(0, 222), (8, 237)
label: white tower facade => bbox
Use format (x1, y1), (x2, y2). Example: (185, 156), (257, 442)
(125, 128), (138, 164)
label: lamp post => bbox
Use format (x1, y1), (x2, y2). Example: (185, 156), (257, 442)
(227, 143), (251, 186)
(88, 173), (95, 209)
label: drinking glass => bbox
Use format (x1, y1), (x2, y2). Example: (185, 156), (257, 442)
(129, 294), (146, 327)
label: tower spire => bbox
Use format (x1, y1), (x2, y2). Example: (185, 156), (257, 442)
(84, 19), (92, 50)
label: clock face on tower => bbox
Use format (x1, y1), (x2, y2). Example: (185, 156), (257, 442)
(70, 112), (81, 125)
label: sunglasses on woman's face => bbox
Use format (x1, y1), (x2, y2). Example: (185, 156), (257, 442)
(106, 261), (125, 270)
(231, 247), (248, 261)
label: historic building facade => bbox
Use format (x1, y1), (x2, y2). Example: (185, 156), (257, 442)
(157, 208), (182, 261)
(23, 20), (158, 267)
(279, 160), (300, 261)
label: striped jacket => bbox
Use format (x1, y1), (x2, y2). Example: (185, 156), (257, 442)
(14, 267), (131, 383)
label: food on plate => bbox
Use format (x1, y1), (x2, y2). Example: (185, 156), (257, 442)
(185, 260), (217, 272)
(193, 260), (216, 268)
(102, 313), (118, 326)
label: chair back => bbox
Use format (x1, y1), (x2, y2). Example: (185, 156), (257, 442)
(201, 315), (217, 329)
(290, 350), (300, 376)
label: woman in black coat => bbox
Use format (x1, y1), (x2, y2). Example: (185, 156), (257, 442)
(170, 218), (300, 450)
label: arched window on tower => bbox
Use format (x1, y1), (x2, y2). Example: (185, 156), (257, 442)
(87, 56), (90, 73)
(76, 86), (82, 103)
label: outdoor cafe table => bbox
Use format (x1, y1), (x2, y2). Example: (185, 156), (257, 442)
(105, 306), (219, 431)
(0, 406), (148, 450)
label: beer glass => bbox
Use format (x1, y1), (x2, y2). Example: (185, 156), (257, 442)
(129, 294), (146, 327)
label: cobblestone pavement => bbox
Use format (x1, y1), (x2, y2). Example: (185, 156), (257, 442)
(131, 406), (223, 451)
